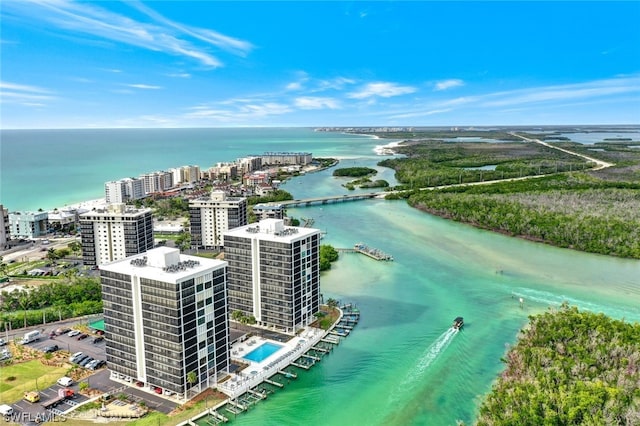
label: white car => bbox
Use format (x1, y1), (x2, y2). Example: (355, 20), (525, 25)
(69, 352), (83, 363)
(67, 330), (81, 337)
(57, 376), (73, 387)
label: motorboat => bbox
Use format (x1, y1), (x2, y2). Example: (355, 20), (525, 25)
(453, 317), (464, 330)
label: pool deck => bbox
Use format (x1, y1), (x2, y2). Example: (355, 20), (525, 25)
(219, 326), (325, 399)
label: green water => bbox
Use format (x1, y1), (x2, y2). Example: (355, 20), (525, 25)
(4, 128), (638, 424)
(227, 198), (640, 425)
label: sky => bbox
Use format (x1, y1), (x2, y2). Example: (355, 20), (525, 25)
(1, 1), (639, 129)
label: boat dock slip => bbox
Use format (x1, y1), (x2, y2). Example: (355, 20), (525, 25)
(248, 389), (267, 400)
(264, 378), (284, 388)
(302, 353), (321, 361)
(353, 243), (394, 261)
(291, 361), (310, 370)
(278, 370), (297, 378)
(209, 409), (228, 422)
(311, 346), (329, 353)
(322, 336), (341, 344)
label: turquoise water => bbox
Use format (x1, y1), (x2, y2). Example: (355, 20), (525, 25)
(243, 342), (283, 363)
(3, 128), (640, 424)
(0, 128), (384, 211)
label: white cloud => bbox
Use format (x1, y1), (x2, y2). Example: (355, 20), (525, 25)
(434, 79), (464, 91)
(348, 82), (416, 99)
(0, 81), (55, 104)
(389, 108), (452, 120)
(3, 0), (253, 67)
(125, 84), (162, 90)
(184, 101), (292, 122)
(167, 73), (191, 79)
(286, 82), (304, 91)
(314, 77), (356, 92)
(481, 76), (640, 107)
(294, 97), (340, 110)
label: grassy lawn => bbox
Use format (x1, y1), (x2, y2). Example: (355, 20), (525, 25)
(0, 360), (69, 403)
(42, 393), (226, 426)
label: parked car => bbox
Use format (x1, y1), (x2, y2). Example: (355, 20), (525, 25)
(0, 338), (5, 346)
(69, 352), (83, 363)
(43, 345), (59, 353)
(76, 333), (89, 341)
(154, 387), (162, 394)
(0, 404), (14, 416)
(23, 391), (40, 403)
(79, 357), (94, 367)
(92, 336), (104, 344)
(57, 376), (74, 387)
(67, 330), (81, 337)
(55, 328), (71, 336)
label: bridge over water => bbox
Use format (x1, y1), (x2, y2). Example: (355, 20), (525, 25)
(260, 192), (385, 208)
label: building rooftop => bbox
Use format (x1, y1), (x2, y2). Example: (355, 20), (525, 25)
(100, 247), (227, 282)
(224, 219), (319, 243)
(79, 203), (151, 217)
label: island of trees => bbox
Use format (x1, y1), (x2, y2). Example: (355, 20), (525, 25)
(368, 130), (640, 259)
(333, 167), (389, 190)
(476, 304), (640, 425)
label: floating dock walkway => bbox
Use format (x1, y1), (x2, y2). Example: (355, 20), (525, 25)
(353, 243), (394, 261)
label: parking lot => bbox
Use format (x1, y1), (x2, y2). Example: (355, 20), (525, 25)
(27, 327), (106, 363)
(5, 322), (179, 424)
(11, 378), (91, 421)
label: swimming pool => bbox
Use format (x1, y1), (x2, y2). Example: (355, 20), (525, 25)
(243, 342), (283, 363)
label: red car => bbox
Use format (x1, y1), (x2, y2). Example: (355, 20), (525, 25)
(154, 387), (162, 394)
(77, 334), (89, 340)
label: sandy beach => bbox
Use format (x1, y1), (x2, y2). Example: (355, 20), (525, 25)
(56, 198), (107, 212)
(373, 140), (404, 156)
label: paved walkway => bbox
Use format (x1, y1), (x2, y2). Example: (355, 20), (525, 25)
(218, 326), (325, 399)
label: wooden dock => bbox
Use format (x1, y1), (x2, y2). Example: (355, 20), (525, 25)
(353, 243), (394, 261)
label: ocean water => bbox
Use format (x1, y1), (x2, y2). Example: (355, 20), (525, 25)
(0, 128), (382, 211)
(3, 128), (640, 424)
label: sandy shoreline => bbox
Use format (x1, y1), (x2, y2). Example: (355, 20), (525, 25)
(55, 198), (107, 212)
(373, 140), (404, 156)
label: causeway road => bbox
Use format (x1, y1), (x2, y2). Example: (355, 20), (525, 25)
(510, 132), (614, 171)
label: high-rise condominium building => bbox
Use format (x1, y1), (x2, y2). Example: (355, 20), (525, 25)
(8, 211), (48, 239)
(79, 203), (153, 266)
(189, 190), (248, 250)
(0, 205), (9, 248)
(100, 247), (229, 397)
(105, 178), (145, 204)
(224, 219), (321, 335)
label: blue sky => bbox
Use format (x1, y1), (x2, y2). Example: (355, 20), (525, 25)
(1, 1), (639, 128)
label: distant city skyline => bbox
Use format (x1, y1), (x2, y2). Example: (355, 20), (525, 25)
(1, 1), (639, 129)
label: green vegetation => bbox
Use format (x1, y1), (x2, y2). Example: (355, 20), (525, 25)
(333, 166), (377, 177)
(403, 174), (640, 258)
(373, 131), (640, 259)
(0, 277), (102, 329)
(378, 140), (590, 189)
(477, 304), (640, 425)
(344, 178), (389, 191)
(314, 157), (339, 168)
(247, 189), (294, 223)
(134, 197), (190, 220)
(231, 309), (256, 325)
(0, 360), (69, 404)
(319, 245), (339, 271)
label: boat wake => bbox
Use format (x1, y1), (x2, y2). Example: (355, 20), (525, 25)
(387, 328), (458, 406)
(512, 287), (639, 319)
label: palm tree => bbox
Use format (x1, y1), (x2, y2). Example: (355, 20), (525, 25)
(46, 248), (58, 265)
(186, 371), (197, 387)
(186, 371), (198, 394)
(68, 241), (82, 258)
(0, 256), (8, 277)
